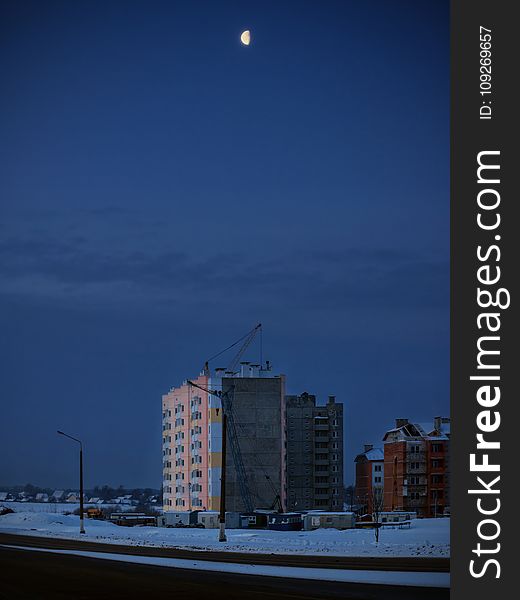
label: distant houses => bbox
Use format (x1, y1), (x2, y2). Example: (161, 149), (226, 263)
(0, 488), (160, 507)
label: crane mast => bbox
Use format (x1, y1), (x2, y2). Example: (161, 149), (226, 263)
(187, 380), (255, 515)
(188, 323), (262, 540)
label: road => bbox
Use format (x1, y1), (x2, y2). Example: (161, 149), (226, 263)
(0, 544), (449, 600)
(0, 532), (449, 572)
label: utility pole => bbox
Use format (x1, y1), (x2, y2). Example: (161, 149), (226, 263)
(57, 430), (85, 534)
(219, 412), (227, 542)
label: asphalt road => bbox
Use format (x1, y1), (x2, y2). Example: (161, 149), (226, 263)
(0, 545), (449, 600)
(0, 532), (449, 572)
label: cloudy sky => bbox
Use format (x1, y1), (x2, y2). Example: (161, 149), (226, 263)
(0, 0), (448, 488)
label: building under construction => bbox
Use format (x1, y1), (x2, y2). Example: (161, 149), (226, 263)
(162, 325), (343, 515)
(162, 362), (286, 513)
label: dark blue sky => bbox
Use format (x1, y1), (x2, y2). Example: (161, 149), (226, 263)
(0, 0), (449, 489)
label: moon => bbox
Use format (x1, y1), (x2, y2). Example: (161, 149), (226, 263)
(240, 30), (251, 46)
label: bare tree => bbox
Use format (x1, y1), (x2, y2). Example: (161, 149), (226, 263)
(372, 487), (384, 543)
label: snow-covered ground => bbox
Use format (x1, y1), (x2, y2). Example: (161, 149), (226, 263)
(0, 510), (450, 557)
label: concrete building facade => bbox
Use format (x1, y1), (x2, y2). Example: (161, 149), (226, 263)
(221, 367), (286, 512)
(285, 393), (344, 511)
(382, 417), (450, 518)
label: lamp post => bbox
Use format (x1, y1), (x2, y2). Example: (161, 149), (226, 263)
(218, 411), (227, 542)
(57, 430), (85, 534)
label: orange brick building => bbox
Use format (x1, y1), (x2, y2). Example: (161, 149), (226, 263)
(382, 417), (450, 518)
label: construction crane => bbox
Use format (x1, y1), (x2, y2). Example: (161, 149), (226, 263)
(203, 323), (262, 376)
(187, 324), (262, 540)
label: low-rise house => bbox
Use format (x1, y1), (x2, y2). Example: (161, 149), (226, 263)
(35, 493), (49, 502)
(51, 490), (65, 502)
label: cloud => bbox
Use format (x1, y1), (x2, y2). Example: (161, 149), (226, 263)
(0, 229), (448, 315)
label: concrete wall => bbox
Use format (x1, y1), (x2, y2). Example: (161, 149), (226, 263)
(222, 375), (285, 512)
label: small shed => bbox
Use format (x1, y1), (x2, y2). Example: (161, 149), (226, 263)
(303, 511), (355, 531)
(267, 512), (302, 531)
(197, 511), (241, 529)
(379, 511), (417, 523)
(158, 511), (199, 528)
(240, 512), (269, 529)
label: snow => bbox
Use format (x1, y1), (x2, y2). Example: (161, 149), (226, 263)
(0, 544), (449, 588)
(365, 448), (384, 461)
(0, 511), (450, 558)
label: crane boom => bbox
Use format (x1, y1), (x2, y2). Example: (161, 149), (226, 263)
(204, 323), (262, 375)
(226, 323), (261, 374)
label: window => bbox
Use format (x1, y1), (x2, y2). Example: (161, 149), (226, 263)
(374, 464), (382, 472)
(375, 476), (382, 483)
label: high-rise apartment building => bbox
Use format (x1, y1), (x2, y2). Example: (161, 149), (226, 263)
(382, 417), (450, 517)
(162, 371), (212, 511)
(162, 363), (286, 513)
(285, 393), (344, 511)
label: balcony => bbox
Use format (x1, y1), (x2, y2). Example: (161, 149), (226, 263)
(314, 423), (330, 431)
(315, 492), (331, 500)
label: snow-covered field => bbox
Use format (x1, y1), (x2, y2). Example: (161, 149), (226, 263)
(0, 510), (450, 558)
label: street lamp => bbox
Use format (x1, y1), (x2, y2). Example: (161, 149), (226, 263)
(57, 430), (85, 534)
